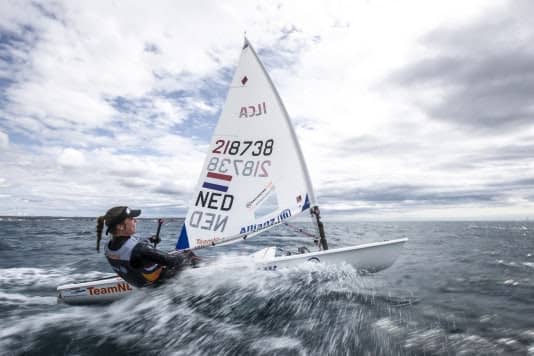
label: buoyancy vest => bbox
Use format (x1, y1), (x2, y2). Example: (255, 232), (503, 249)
(104, 236), (164, 287)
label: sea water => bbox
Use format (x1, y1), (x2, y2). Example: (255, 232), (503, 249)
(0, 218), (533, 355)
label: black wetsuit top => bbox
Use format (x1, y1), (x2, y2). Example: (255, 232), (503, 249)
(108, 236), (183, 269)
(105, 236), (185, 287)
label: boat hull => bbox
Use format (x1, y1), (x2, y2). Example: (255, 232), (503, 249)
(57, 276), (136, 305)
(258, 238), (408, 272)
(57, 238), (407, 305)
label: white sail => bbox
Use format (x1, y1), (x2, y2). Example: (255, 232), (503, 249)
(176, 38), (316, 250)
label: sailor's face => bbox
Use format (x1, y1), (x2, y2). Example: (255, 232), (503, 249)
(117, 217), (137, 236)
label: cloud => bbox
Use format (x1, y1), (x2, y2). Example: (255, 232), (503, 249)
(322, 183), (498, 206)
(57, 148), (85, 168)
(0, 0), (533, 220)
(391, 1), (534, 132)
(0, 130), (8, 148)
(153, 182), (185, 196)
(119, 177), (152, 189)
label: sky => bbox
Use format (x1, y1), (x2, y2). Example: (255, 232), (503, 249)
(1, 0), (533, 220)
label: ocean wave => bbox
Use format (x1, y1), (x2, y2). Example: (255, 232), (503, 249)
(496, 259), (521, 268)
(0, 291), (57, 306)
(503, 279), (519, 286)
(1, 219), (533, 355)
(0, 267), (115, 288)
(0, 264), (404, 355)
(250, 336), (304, 355)
(374, 318), (406, 338)
(404, 328), (511, 355)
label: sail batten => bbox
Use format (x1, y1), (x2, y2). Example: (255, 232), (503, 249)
(176, 39), (317, 250)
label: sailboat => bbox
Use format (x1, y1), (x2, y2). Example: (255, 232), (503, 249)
(57, 38), (407, 305)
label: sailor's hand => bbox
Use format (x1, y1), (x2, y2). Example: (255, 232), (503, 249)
(149, 235), (161, 245)
(182, 250), (201, 267)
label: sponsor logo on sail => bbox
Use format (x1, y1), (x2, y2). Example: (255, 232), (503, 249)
(246, 182), (274, 209)
(196, 237), (222, 247)
(239, 209), (291, 234)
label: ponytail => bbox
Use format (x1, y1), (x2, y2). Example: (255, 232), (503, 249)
(96, 216), (105, 252)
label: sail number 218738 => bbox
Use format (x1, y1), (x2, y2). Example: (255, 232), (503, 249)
(207, 157), (271, 177)
(212, 139), (274, 156)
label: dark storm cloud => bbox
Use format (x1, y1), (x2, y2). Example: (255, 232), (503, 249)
(479, 141), (534, 162)
(321, 173), (534, 211)
(119, 178), (147, 189)
(153, 185), (184, 196)
(432, 140), (534, 171)
(391, 1), (534, 132)
(487, 177), (534, 192)
(322, 184), (497, 206)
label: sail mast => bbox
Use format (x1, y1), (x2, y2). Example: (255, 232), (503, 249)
(311, 206), (328, 250)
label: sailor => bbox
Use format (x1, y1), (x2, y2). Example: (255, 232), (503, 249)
(96, 206), (198, 288)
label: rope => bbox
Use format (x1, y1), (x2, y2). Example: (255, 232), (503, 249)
(283, 222), (318, 238)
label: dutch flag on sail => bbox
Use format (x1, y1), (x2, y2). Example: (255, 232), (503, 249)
(202, 172), (233, 192)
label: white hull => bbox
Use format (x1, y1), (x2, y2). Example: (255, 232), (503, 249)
(57, 238), (407, 305)
(57, 276), (135, 305)
(256, 238), (408, 272)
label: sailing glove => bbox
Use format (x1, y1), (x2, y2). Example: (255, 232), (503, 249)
(149, 235), (161, 245)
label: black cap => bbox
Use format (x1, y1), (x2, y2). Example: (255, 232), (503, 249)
(104, 206), (141, 235)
